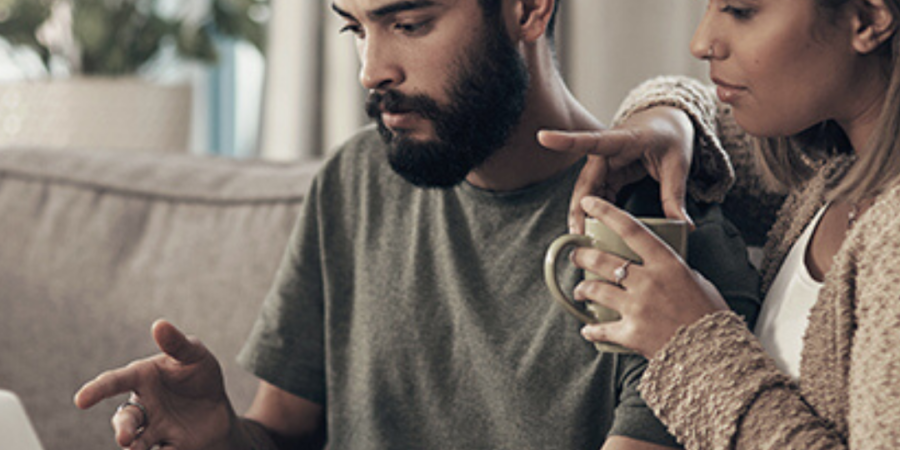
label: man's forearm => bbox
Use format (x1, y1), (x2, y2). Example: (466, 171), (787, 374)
(601, 435), (681, 450)
(215, 418), (325, 450)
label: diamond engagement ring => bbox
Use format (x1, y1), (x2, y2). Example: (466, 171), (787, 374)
(612, 261), (632, 287)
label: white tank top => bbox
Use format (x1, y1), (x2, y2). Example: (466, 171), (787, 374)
(754, 205), (826, 379)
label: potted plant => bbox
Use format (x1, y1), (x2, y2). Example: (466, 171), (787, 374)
(0, 0), (269, 152)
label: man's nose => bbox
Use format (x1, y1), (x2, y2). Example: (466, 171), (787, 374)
(358, 37), (403, 90)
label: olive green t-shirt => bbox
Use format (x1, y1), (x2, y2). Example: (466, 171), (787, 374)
(239, 127), (759, 449)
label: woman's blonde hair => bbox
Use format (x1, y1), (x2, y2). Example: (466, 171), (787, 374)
(755, 0), (900, 203)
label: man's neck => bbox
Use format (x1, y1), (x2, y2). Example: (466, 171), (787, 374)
(465, 71), (605, 192)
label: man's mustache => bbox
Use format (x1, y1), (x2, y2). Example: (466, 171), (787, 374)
(365, 90), (442, 121)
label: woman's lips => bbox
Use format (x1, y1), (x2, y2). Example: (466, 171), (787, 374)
(712, 77), (747, 103)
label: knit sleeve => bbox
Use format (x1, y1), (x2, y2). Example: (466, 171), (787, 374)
(639, 311), (848, 450)
(844, 196), (900, 448)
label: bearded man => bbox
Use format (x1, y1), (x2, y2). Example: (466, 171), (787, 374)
(73, 1), (760, 449)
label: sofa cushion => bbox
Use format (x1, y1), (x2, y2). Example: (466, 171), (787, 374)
(0, 148), (320, 450)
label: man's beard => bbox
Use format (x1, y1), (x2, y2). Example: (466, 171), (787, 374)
(364, 19), (529, 188)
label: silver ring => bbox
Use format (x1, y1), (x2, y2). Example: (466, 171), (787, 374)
(613, 261), (632, 286)
(117, 400), (148, 432)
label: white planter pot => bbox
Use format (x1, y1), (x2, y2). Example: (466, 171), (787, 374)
(0, 78), (191, 153)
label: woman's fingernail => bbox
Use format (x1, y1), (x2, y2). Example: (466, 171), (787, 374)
(581, 196), (601, 210)
(581, 327), (593, 340)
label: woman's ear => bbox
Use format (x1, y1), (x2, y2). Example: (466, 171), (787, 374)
(851, 0), (898, 54)
(514, 0), (556, 43)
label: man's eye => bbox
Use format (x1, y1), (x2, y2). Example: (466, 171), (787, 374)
(393, 21), (429, 35)
(721, 5), (755, 20)
(339, 24), (363, 37)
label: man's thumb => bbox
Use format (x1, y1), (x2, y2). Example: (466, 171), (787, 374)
(152, 319), (206, 364)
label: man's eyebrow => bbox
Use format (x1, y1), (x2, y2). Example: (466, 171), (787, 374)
(331, 3), (355, 20)
(331, 1), (438, 21)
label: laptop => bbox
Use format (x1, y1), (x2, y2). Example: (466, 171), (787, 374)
(0, 390), (46, 450)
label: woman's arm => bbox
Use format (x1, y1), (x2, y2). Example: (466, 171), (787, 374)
(572, 194), (900, 449)
(640, 312), (846, 450)
(637, 201), (900, 449)
(844, 204), (900, 448)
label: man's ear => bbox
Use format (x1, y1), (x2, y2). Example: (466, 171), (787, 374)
(851, 0), (898, 54)
(513, 0), (556, 43)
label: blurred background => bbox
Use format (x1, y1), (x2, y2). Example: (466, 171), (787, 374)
(0, 0), (706, 161)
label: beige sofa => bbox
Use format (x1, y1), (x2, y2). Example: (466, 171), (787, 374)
(0, 147), (321, 450)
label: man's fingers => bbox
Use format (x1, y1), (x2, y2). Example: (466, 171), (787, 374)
(152, 319), (207, 366)
(112, 404), (146, 448)
(74, 364), (145, 410)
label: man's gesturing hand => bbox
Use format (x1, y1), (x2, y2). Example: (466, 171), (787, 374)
(74, 320), (236, 450)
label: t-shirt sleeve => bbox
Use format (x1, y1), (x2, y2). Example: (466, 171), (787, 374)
(237, 176), (328, 406)
(685, 201), (762, 329)
(608, 354), (682, 448)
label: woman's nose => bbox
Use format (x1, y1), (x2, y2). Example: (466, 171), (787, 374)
(690, 7), (717, 60)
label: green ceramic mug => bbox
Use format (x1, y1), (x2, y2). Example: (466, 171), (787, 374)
(544, 217), (688, 353)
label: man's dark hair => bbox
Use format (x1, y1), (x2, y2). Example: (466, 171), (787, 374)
(478, 0), (561, 43)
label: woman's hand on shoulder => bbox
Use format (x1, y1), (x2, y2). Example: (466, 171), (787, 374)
(538, 106), (696, 235)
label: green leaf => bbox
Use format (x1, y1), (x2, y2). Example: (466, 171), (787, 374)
(0, 0), (53, 61)
(1, 0), (269, 74)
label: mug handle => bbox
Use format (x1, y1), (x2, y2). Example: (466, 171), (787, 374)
(544, 234), (598, 324)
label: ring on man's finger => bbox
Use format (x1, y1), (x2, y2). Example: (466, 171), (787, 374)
(116, 400), (149, 434)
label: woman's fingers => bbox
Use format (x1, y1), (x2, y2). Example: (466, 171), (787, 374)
(580, 196), (679, 263)
(539, 129), (642, 235)
(538, 129), (608, 155)
(574, 278), (628, 308)
(570, 248), (636, 287)
(540, 104), (697, 229)
(658, 158), (695, 229)
(568, 157), (611, 234)
(580, 321), (629, 346)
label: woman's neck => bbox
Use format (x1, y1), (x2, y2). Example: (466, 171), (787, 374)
(835, 70), (889, 157)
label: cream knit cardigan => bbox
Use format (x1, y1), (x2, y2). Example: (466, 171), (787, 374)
(613, 77), (900, 449)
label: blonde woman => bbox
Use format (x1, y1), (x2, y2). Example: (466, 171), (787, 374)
(541, 0), (900, 448)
